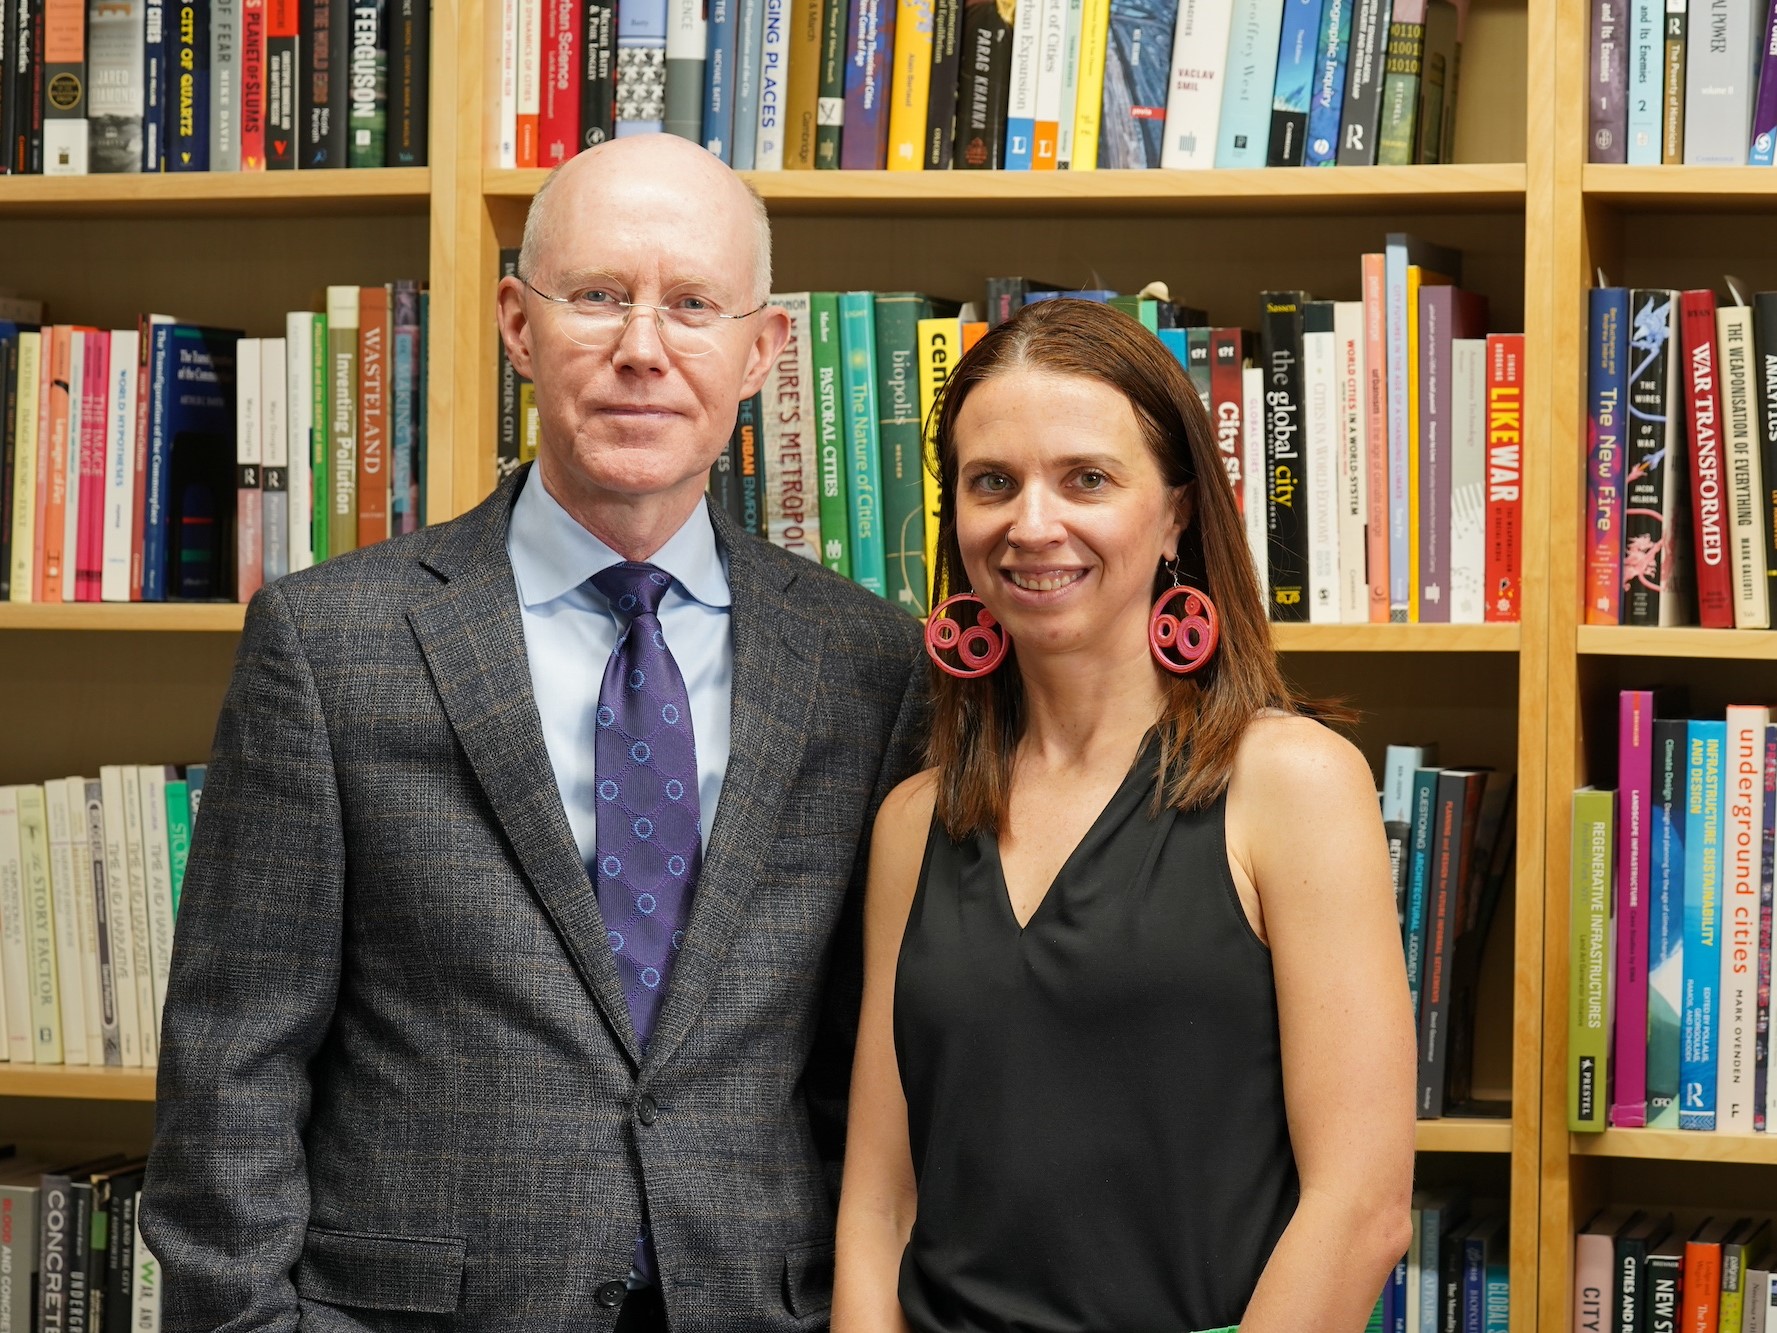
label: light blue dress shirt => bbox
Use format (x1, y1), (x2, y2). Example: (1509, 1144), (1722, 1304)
(507, 467), (733, 872)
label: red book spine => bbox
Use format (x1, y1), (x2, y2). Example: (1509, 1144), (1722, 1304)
(539, 0), (581, 166)
(241, 0), (268, 168)
(1484, 333), (1524, 623)
(1208, 328), (1245, 513)
(76, 329), (109, 602)
(1681, 288), (1734, 628)
(357, 285), (389, 547)
(129, 317), (157, 601)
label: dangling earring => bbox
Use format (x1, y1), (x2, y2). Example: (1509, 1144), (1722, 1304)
(925, 593), (1010, 678)
(1149, 559), (1220, 676)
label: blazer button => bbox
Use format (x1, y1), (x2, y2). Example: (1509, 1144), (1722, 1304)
(595, 1281), (627, 1308)
(636, 1093), (659, 1126)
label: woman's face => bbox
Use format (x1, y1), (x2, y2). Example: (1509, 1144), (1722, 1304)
(951, 368), (1188, 661)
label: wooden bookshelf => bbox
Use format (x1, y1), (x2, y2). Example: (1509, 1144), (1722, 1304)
(1271, 624), (1521, 653)
(1417, 1119), (1517, 1154)
(0, 604), (246, 632)
(1576, 626), (1777, 660)
(1572, 1131), (1777, 1166)
(1583, 164), (1777, 206)
(0, 1066), (158, 1102)
(0, 167), (432, 218)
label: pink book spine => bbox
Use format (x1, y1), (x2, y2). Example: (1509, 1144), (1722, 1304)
(1612, 688), (1656, 1126)
(1363, 253), (1390, 623)
(76, 330), (110, 603)
(1572, 1232), (1616, 1332)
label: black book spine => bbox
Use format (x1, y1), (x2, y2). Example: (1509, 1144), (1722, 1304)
(20, 0), (43, 172)
(102, 1175), (143, 1333)
(39, 1169), (75, 1333)
(0, 332), (17, 598)
(1755, 292), (1777, 626)
(924, 0), (961, 168)
(1261, 290), (1308, 620)
(952, 0), (1010, 169)
(737, 391), (764, 536)
(300, 0), (334, 165)
(387, 0), (426, 163)
(1418, 770), (1483, 1118)
(814, 0), (845, 166)
(64, 1181), (91, 1333)
(1622, 289), (1678, 626)
(710, 412), (742, 523)
(1185, 326), (1211, 401)
(266, 0), (298, 167)
(169, 0), (207, 170)
(1616, 1235), (1649, 1333)
(496, 248), (522, 482)
(1336, 0), (1390, 164)
(142, 0), (164, 169)
(0, 0), (12, 172)
(1645, 1250), (1682, 1333)
(579, 0), (614, 147)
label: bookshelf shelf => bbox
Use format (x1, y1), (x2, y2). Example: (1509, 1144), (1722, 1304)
(1416, 1119), (1516, 1154)
(1583, 164), (1777, 209)
(1271, 623), (1521, 653)
(0, 1067), (158, 1102)
(485, 165), (1531, 217)
(0, 168), (432, 218)
(1571, 1130), (1777, 1165)
(0, 604), (246, 632)
(1575, 626), (1777, 659)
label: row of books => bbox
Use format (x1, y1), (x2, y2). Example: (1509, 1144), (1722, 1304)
(1584, 284), (1777, 631)
(1588, 0), (1777, 165)
(1372, 1192), (1509, 1333)
(496, 0), (1468, 172)
(1568, 694), (1777, 1133)
(0, 1150), (161, 1333)
(1, 281), (430, 606)
(1381, 746), (1517, 1121)
(1, 0), (430, 175)
(1574, 1211), (1774, 1333)
(0, 766), (201, 1070)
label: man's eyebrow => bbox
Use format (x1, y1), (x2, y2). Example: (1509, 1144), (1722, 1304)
(546, 266), (729, 294)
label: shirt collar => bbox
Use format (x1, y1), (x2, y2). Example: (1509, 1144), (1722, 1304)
(508, 465), (732, 610)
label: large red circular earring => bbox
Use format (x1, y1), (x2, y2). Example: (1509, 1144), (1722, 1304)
(1149, 584), (1220, 675)
(925, 594), (1010, 678)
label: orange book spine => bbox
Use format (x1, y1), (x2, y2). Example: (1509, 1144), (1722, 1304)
(356, 285), (389, 548)
(38, 326), (73, 605)
(1684, 1238), (1722, 1333)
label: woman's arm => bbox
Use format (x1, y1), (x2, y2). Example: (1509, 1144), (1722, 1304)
(1226, 716), (1418, 1333)
(833, 770), (937, 1333)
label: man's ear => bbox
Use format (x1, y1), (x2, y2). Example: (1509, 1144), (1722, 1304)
(738, 305), (794, 398)
(496, 275), (536, 381)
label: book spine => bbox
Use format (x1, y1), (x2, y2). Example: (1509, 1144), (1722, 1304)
(75, 329), (109, 603)
(1335, 0), (1389, 162)
(326, 285), (359, 558)
(516, 0), (539, 157)
(810, 293), (850, 577)
(208, 0), (237, 170)
(390, 285), (419, 537)
(261, 339), (289, 580)
(1764, 723), (1777, 1133)
(1096, 0), (1172, 168)
(1069, 0), (1107, 166)
(1586, 286), (1628, 625)
(1681, 720), (1725, 1130)
(664, 0), (702, 143)
(387, 0), (425, 161)
(1404, 765), (1439, 1020)
(1418, 287), (1453, 623)
(1647, 1248), (1684, 1332)
(1614, 689), (1657, 1127)
(98, 766), (139, 1066)
(1569, 785), (1614, 1131)
(924, 0), (962, 166)
(100, 333), (133, 603)
(309, 312), (329, 558)
(1720, 706), (1769, 1131)
(916, 316), (959, 605)
(41, 0), (87, 175)
(1449, 337), (1486, 623)
(1661, 0), (1684, 161)
(885, 0), (933, 166)
(118, 764), (153, 1063)
(873, 294), (929, 614)
(1, 1182), (41, 1333)
(841, 0), (893, 166)
(0, 332), (15, 601)
(1628, 0), (1663, 161)
(1418, 773), (1480, 1117)
(1621, 291), (1684, 627)
(735, 391), (762, 535)
(1684, 0), (1759, 162)
(0, 785), (31, 1063)
(764, 295), (820, 563)
(41, 779), (87, 1066)
(1268, 0), (1324, 166)
(752, 0), (788, 167)
(1243, 363), (1269, 602)
(1752, 0), (1777, 164)
(1302, 300), (1339, 623)
(953, 0), (1011, 167)
(730, 0), (762, 164)
(839, 292), (885, 594)
(540, 0), (581, 164)
(139, 326), (170, 600)
(1158, 0), (1231, 167)
(239, 0), (265, 167)
(356, 286), (387, 548)
(813, 0), (845, 164)
(783, 0), (822, 165)
(1261, 291), (1308, 621)
(1484, 333), (1524, 623)
(346, 0), (385, 164)
(1052, 0), (1082, 166)
(39, 1169), (75, 1333)
(1681, 288), (1734, 628)
(1756, 292), (1777, 626)
(87, 0), (144, 172)
(299, 0), (334, 164)
(1684, 1238), (1723, 1333)
(1717, 302), (1770, 629)
(1363, 254), (1390, 621)
(1590, 0), (1629, 160)
(1002, 0), (1038, 166)
(263, 0), (294, 165)
(1214, 0), (1282, 166)
(614, 0), (666, 134)
(235, 337), (263, 602)
(1375, 2), (1426, 165)
(40, 325), (70, 603)
(1030, 0), (1063, 165)
(580, 0), (615, 146)
(1304, 0), (1352, 164)
(1209, 328), (1247, 513)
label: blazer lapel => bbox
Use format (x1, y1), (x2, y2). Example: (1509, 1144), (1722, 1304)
(407, 475), (643, 1067)
(642, 506), (825, 1075)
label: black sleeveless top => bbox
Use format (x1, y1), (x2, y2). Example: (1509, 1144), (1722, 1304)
(893, 738), (1299, 1333)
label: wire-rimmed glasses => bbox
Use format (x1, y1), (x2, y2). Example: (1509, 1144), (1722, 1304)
(521, 278), (766, 357)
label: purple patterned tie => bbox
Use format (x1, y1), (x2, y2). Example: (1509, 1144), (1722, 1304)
(591, 562), (702, 1050)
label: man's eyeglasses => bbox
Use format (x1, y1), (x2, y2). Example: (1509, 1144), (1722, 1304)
(522, 279), (766, 357)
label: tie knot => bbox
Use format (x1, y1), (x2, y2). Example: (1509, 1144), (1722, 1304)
(592, 562), (674, 620)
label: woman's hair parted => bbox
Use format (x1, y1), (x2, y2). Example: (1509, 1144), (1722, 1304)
(925, 297), (1345, 841)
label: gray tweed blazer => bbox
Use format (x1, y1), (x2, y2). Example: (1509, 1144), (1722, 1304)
(141, 467), (927, 1332)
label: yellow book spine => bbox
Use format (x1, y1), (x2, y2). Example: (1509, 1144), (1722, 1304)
(10, 332), (41, 602)
(519, 382), (539, 463)
(917, 317), (962, 607)
(17, 783), (64, 1065)
(887, 0), (936, 169)
(1071, 0), (1109, 171)
(783, 0), (825, 168)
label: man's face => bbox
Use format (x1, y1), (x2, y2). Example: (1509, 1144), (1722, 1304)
(498, 149), (790, 519)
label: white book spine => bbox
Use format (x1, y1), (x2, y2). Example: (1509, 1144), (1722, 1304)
(1034, 0), (1066, 160)
(120, 764), (157, 1066)
(1304, 320), (1340, 623)
(754, 0), (787, 168)
(0, 787), (26, 1062)
(138, 767), (176, 1037)
(17, 785), (62, 1063)
(1449, 338), (1488, 624)
(1334, 301), (1368, 623)
(764, 294), (822, 560)
(1159, 0), (1234, 168)
(499, 0), (520, 166)
(1682, 0), (1761, 163)
(42, 778), (88, 1067)
(62, 332), (85, 603)
(1720, 705), (1770, 1132)
(133, 1223), (162, 1331)
(1004, 0), (1042, 162)
(262, 338), (290, 584)
(99, 765), (143, 1068)
(1242, 364), (1269, 605)
(287, 312), (316, 573)
(84, 778), (124, 1066)
(1716, 304), (1770, 629)
(63, 778), (104, 1066)
(102, 330), (139, 601)
(1055, 0), (1085, 166)
(41, 118), (90, 174)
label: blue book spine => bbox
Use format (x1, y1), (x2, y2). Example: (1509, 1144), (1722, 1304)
(1586, 286), (1629, 624)
(1648, 717), (1688, 1127)
(1389, 1256), (1408, 1333)
(731, 0), (764, 166)
(392, 324), (416, 530)
(1267, 0), (1326, 165)
(839, 292), (885, 595)
(702, 0), (738, 161)
(840, 0), (895, 167)
(144, 0), (167, 169)
(1403, 766), (1441, 1022)
(1097, 0), (1174, 167)
(1681, 719), (1726, 1130)
(1627, 0), (1663, 163)
(1462, 1234), (1485, 1333)
(616, 0), (670, 135)
(1483, 1262), (1508, 1333)
(1303, 0), (1352, 165)
(1216, 0), (1286, 165)
(143, 325), (176, 601)
(1157, 327), (1189, 370)
(169, 1), (211, 170)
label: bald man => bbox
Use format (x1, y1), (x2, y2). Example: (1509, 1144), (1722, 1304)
(142, 136), (927, 1333)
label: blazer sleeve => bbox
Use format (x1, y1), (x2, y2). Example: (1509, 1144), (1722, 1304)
(141, 582), (345, 1333)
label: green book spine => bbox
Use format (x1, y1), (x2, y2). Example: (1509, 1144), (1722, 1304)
(1375, 18), (1426, 165)
(1569, 784), (1615, 1131)
(164, 779), (191, 918)
(311, 312), (330, 560)
(814, 0), (847, 166)
(839, 292), (886, 595)
(873, 293), (932, 616)
(326, 286), (360, 558)
(810, 292), (851, 578)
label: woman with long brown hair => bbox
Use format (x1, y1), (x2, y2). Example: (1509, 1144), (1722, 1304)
(832, 298), (1415, 1333)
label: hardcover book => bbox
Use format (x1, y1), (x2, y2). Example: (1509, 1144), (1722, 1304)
(1621, 290), (1691, 627)
(1260, 290), (1309, 622)
(1585, 285), (1628, 625)
(1680, 288), (1733, 628)
(952, 0), (1011, 167)
(810, 292), (850, 578)
(1097, 0), (1172, 167)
